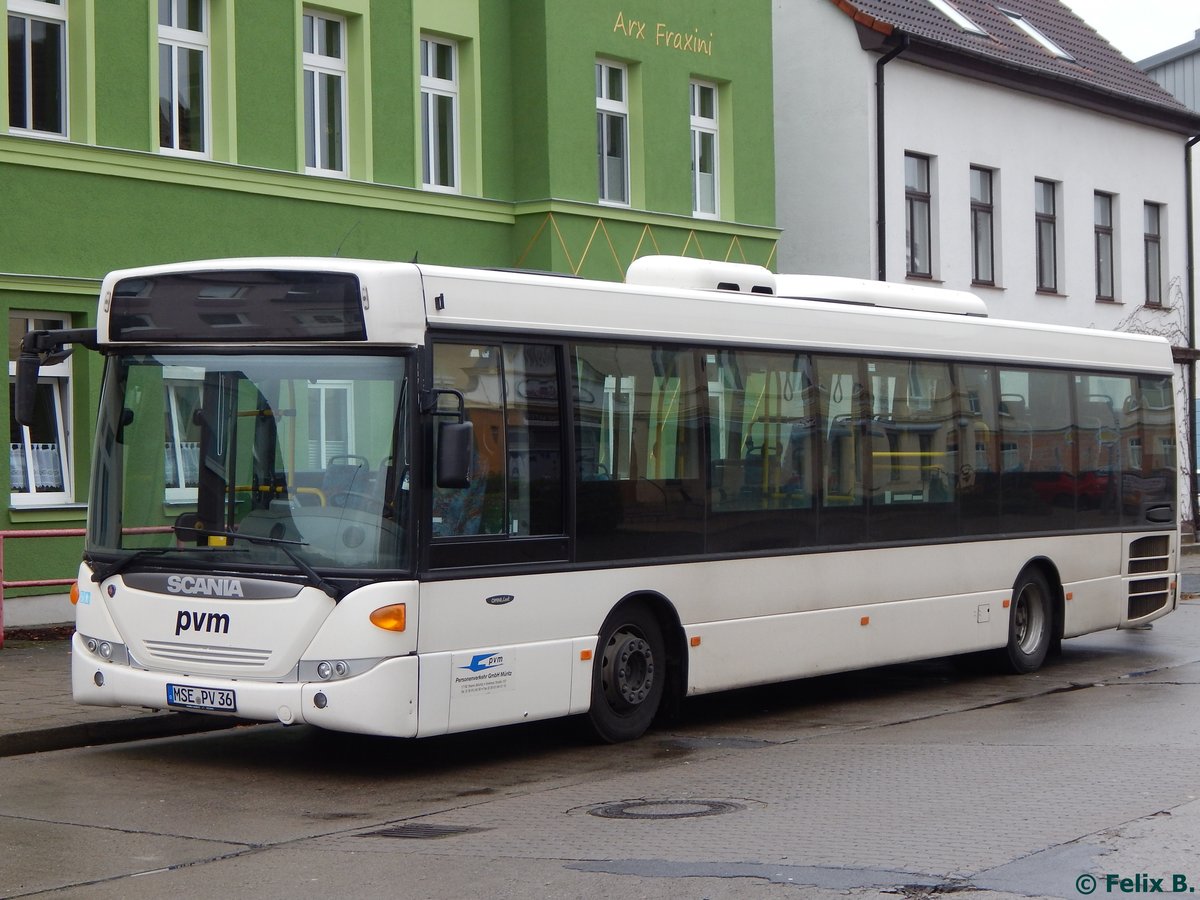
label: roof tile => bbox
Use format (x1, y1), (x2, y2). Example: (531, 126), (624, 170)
(833, 0), (1194, 116)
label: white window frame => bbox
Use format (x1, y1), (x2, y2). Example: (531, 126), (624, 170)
(596, 59), (629, 207)
(302, 9), (348, 177)
(307, 381), (355, 468)
(9, 312), (72, 507)
(690, 80), (719, 219)
(158, 0), (210, 158)
(162, 371), (203, 503)
(419, 35), (460, 193)
(7, 0), (69, 139)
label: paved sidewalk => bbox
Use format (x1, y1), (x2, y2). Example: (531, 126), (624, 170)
(0, 635), (239, 757)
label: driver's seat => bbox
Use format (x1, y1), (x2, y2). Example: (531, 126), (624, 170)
(321, 456), (367, 505)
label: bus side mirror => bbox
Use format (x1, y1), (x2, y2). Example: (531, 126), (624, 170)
(437, 421), (473, 488)
(15, 328), (97, 427)
(14, 352), (41, 427)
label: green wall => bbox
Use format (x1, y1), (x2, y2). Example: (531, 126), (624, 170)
(0, 0), (777, 602)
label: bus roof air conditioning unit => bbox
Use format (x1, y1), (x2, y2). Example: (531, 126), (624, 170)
(626, 256), (776, 296)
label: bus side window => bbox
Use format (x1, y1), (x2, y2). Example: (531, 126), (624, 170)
(431, 343), (506, 536)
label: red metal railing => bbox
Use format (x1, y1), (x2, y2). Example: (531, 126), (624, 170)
(0, 527), (169, 649)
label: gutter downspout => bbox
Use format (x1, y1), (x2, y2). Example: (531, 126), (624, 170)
(1187, 134), (1199, 539)
(875, 37), (909, 282)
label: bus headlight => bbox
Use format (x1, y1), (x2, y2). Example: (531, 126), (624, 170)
(79, 633), (129, 666)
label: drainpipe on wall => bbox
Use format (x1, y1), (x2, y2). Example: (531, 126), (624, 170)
(1187, 134), (1199, 539)
(875, 37), (909, 282)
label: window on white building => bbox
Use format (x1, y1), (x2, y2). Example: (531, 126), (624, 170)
(1035, 178), (1058, 293)
(596, 60), (629, 205)
(970, 166), (995, 285)
(1094, 192), (1115, 301)
(7, 0), (67, 137)
(158, 0), (209, 156)
(690, 80), (718, 218)
(302, 10), (347, 176)
(1144, 202), (1163, 307)
(420, 35), (459, 192)
(905, 153), (932, 278)
(8, 312), (71, 506)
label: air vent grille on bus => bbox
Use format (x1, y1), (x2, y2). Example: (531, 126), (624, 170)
(142, 640), (272, 669)
(1128, 534), (1171, 575)
(1127, 578), (1170, 620)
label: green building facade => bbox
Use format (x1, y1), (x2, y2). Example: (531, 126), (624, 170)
(0, 0), (777, 620)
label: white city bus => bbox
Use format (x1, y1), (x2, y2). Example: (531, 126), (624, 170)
(16, 256), (1179, 742)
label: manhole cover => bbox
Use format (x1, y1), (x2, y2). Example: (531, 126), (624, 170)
(587, 799), (744, 820)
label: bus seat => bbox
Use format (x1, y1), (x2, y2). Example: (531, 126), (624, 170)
(321, 454), (369, 505)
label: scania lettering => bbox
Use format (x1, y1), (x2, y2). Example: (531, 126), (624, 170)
(16, 256), (1180, 743)
(167, 576), (245, 597)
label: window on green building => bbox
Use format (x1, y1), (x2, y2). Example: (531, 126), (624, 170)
(158, 0), (209, 156)
(8, 312), (72, 506)
(302, 9), (347, 176)
(690, 80), (718, 218)
(420, 35), (459, 193)
(596, 59), (628, 206)
(7, 0), (67, 138)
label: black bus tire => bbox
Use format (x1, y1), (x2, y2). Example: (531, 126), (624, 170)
(588, 605), (665, 743)
(1002, 567), (1053, 674)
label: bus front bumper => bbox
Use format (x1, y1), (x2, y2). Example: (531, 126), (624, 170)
(70, 632), (419, 738)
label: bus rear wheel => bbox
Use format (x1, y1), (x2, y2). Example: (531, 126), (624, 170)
(1001, 568), (1053, 674)
(588, 606), (665, 743)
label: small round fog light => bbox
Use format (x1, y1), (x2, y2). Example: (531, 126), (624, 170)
(93, 672), (105, 687)
(86, 638), (98, 654)
(313, 692), (328, 709)
(98, 642), (113, 660)
(333, 660), (348, 678)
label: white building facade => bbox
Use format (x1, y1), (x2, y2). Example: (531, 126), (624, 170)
(774, 0), (1200, 524)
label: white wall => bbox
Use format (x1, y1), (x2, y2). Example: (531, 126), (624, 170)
(773, 0), (876, 277)
(773, 2), (1196, 522)
(885, 61), (1191, 340)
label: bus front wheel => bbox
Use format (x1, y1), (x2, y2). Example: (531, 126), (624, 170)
(1002, 568), (1053, 674)
(588, 606), (665, 743)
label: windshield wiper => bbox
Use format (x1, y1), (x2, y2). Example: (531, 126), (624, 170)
(191, 529), (343, 601)
(89, 548), (177, 584)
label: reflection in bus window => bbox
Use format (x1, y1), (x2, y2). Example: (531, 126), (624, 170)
(431, 342), (563, 538)
(573, 342), (703, 560)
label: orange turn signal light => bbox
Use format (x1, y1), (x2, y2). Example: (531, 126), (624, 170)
(580, 649), (593, 661)
(70, 582), (80, 605)
(369, 603), (407, 632)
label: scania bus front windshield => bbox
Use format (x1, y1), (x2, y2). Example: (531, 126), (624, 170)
(87, 351), (412, 577)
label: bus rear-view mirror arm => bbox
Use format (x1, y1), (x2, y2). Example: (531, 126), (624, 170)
(15, 328), (98, 427)
(421, 388), (474, 488)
